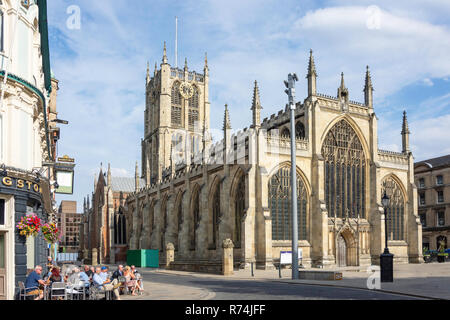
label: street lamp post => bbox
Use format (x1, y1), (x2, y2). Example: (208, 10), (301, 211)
(380, 191), (394, 282)
(284, 73), (299, 280)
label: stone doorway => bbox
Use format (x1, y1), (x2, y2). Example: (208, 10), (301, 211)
(336, 228), (358, 267)
(337, 235), (347, 267)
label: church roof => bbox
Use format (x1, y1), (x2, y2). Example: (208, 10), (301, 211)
(110, 177), (144, 193)
(415, 155), (450, 169)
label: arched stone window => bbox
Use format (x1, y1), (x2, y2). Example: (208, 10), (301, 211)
(171, 82), (182, 126)
(295, 121), (305, 139)
(190, 188), (200, 250)
(269, 167), (308, 241)
(171, 82), (182, 105)
(322, 120), (367, 219)
(281, 128), (290, 138)
(175, 193), (183, 250)
(211, 182), (221, 249)
(114, 209), (127, 245)
(234, 175), (245, 248)
(189, 86), (199, 108)
(381, 177), (405, 241)
(161, 197), (168, 251)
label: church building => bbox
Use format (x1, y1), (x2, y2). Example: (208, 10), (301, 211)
(122, 45), (423, 272)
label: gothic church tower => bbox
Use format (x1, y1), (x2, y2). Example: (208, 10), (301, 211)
(142, 43), (211, 184)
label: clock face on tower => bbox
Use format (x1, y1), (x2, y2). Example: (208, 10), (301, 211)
(179, 82), (194, 99)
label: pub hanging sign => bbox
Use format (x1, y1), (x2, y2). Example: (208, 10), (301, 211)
(54, 156), (76, 195)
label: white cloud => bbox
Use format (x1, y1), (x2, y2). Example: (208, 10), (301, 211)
(422, 78), (434, 87)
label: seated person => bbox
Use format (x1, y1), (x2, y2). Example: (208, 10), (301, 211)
(83, 265), (93, 278)
(93, 267), (120, 300)
(46, 267), (64, 300)
(79, 267), (91, 289)
(47, 267), (62, 284)
(25, 266), (46, 300)
(67, 267), (81, 285)
(89, 266), (95, 279)
(130, 265), (144, 292)
(123, 266), (142, 296)
(112, 265), (124, 280)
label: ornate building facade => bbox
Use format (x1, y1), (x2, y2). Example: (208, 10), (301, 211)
(79, 165), (143, 265)
(0, 0), (58, 299)
(121, 47), (422, 272)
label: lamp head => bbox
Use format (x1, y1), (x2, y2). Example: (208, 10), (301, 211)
(382, 191), (390, 207)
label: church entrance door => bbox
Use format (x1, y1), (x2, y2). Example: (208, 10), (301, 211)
(337, 234), (347, 267)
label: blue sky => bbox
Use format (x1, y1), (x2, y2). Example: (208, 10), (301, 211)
(47, 0), (450, 211)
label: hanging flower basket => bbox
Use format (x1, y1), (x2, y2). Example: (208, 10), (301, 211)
(41, 222), (61, 244)
(16, 213), (41, 237)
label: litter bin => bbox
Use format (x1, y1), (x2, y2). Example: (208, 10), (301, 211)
(127, 250), (159, 268)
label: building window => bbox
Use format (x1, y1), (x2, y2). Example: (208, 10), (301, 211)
(171, 106), (182, 126)
(419, 178), (425, 188)
(188, 110), (199, 129)
(190, 188), (200, 250)
(234, 176), (245, 248)
(437, 191), (444, 203)
(419, 193), (426, 205)
(269, 167), (308, 241)
(295, 122), (305, 139)
(0, 199), (4, 225)
(419, 213), (426, 227)
(211, 183), (220, 249)
(322, 120), (366, 219)
(437, 211), (445, 227)
(188, 86), (199, 109)
(281, 128), (290, 138)
(436, 175), (443, 186)
(381, 177), (406, 241)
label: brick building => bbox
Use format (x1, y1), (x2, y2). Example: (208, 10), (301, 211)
(415, 155), (450, 251)
(57, 201), (82, 253)
(79, 165), (142, 264)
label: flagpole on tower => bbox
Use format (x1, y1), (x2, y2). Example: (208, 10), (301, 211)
(175, 16), (178, 68)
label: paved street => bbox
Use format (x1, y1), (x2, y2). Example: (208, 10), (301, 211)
(122, 267), (431, 300)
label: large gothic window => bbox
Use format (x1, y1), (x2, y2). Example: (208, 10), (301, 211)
(234, 176), (245, 248)
(171, 82), (182, 105)
(114, 209), (127, 245)
(190, 188), (200, 250)
(322, 120), (367, 219)
(176, 194), (183, 250)
(161, 198), (168, 250)
(189, 86), (199, 108)
(171, 82), (183, 126)
(381, 177), (405, 241)
(188, 110), (199, 129)
(269, 167), (308, 241)
(211, 183), (221, 249)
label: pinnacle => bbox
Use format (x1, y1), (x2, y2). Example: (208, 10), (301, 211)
(223, 104), (231, 130)
(251, 80), (262, 110)
(307, 49), (317, 76)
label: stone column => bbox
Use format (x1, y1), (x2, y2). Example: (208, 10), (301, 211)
(92, 248), (98, 266)
(222, 238), (234, 276)
(165, 243), (175, 268)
